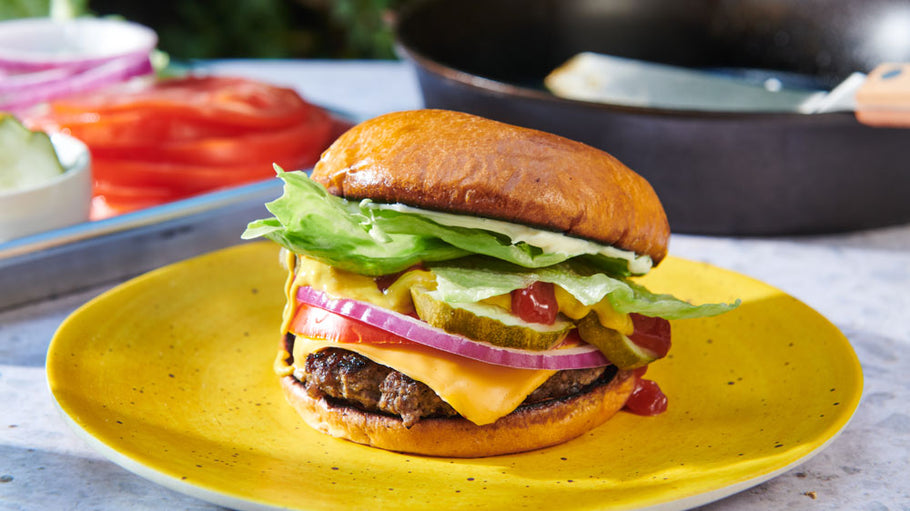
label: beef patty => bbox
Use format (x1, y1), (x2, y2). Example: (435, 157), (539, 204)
(296, 345), (616, 427)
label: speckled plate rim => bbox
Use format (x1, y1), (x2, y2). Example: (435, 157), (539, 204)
(48, 404), (854, 511)
(48, 406), (281, 511)
(46, 243), (864, 511)
(642, 431), (852, 511)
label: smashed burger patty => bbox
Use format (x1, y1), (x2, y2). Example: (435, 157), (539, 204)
(299, 346), (615, 428)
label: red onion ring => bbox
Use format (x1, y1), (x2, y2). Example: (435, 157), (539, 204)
(0, 53), (153, 114)
(296, 285), (610, 370)
(0, 18), (157, 113)
(0, 66), (80, 93)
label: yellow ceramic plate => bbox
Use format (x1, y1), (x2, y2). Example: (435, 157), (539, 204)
(48, 242), (862, 511)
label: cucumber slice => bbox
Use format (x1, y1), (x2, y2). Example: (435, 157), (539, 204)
(411, 286), (573, 351)
(576, 312), (658, 369)
(0, 114), (65, 191)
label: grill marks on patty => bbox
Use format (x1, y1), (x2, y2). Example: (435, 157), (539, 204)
(299, 346), (612, 428)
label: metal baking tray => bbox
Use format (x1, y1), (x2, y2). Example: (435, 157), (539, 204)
(0, 179), (282, 310)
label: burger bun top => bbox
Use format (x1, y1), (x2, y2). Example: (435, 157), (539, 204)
(311, 109), (670, 263)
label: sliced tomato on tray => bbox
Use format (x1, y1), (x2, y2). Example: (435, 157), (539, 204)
(25, 75), (338, 219)
(87, 110), (331, 166)
(28, 109), (264, 143)
(91, 160), (274, 194)
(46, 76), (314, 130)
(90, 181), (182, 218)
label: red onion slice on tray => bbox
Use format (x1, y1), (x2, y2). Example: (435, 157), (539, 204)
(0, 54), (154, 112)
(296, 285), (610, 370)
(0, 18), (157, 113)
(0, 66), (80, 93)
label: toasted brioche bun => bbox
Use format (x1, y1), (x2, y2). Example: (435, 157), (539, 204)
(280, 366), (636, 458)
(311, 109), (670, 263)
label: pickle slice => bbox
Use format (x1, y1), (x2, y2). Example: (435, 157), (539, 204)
(0, 115), (65, 191)
(411, 286), (573, 350)
(576, 312), (658, 369)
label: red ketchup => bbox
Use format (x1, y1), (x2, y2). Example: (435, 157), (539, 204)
(624, 316), (671, 416)
(511, 281), (558, 324)
(625, 377), (668, 416)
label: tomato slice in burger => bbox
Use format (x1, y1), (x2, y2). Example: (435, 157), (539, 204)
(628, 313), (671, 357)
(290, 304), (414, 344)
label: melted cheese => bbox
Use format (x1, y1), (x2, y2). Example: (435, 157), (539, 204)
(279, 249), (299, 337)
(281, 252), (436, 335)
(293, 255), (434, 311)
(554, 286), (633, 335)
(282, 251), (631, 336)
(277, 253), (632, 425)
(292, 337), (555, 425)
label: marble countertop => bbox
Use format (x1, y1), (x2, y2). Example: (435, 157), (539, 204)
(1, 60), (908, 510)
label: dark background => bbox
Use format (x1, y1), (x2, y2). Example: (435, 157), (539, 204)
(1, 0), (418, 60)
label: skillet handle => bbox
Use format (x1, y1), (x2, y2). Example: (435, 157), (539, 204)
(855, 63), (910, 128)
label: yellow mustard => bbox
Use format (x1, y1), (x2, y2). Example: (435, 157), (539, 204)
(281, 252), (631, 336)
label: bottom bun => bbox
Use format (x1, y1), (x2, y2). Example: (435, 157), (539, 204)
(279, 368), (636, 458)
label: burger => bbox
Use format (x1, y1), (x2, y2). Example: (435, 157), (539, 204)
(242, 109), (736, 457)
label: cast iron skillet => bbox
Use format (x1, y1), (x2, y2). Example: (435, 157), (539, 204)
(394, 0), (910, 235)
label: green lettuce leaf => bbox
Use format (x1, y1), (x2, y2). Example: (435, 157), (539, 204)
(242, 170), (468, 275)
(243, 170), (637, 276)
(430, 257), (739, 320)
(243, 170), (738, 320)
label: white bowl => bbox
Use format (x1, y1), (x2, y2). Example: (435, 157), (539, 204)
(0, 17), (157, 70)
(0, 133), (92, 242)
